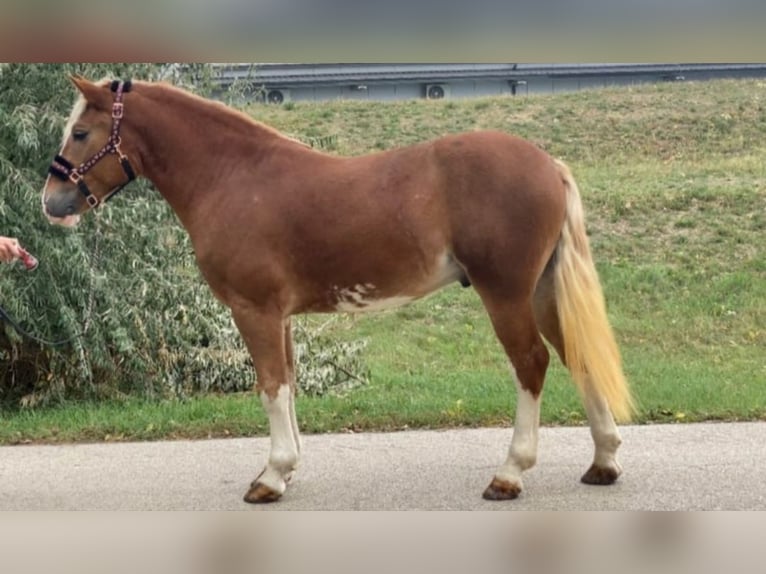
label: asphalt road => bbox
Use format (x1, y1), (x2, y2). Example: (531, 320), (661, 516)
(1, 422), (764, 510)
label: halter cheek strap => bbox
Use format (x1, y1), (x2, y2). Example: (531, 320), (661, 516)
(48, 80), (136, 209)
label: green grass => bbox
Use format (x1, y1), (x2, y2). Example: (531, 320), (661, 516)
(2, 79), (765, 443)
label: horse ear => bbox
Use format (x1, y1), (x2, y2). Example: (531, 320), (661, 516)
(69, 74), (89, 91)
(69, 75), (109, 110)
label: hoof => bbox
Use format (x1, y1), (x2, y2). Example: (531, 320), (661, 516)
(243, 481), (283, 504)
(581, 464), (621, 485)
(482, 477), (522, 501)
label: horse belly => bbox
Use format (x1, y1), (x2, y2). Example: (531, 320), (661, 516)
(332, 253), (463, 313)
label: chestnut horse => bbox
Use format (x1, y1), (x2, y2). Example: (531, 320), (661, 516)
(42, 77), (633, 504)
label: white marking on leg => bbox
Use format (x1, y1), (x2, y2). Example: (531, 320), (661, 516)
(494, 372), (540, 486)
(282, 387), (301, 484)
(583, 378), (623, 473)
(258, 385), (300, 493)
(288, 386), (301, 455)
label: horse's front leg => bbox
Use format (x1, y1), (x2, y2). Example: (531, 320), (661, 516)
(232, 306), (300, 503)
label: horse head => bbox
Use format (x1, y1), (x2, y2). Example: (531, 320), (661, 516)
(42, 76), (138, 227)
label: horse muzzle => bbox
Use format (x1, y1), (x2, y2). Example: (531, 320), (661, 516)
(43, 187), (82, 227)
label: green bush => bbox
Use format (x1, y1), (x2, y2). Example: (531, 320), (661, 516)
(0, 64), (367, 408)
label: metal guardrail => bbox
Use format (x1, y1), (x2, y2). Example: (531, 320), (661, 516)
(212, 63), (766, 88)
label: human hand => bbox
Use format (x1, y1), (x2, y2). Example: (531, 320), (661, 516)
(0, 236), (22, 263)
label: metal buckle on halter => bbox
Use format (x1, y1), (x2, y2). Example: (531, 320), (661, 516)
(112, 102), (124, 119)
(86, 194), (100, 208)
(69, 171), (83, 184)
(117, 148), (129, 164)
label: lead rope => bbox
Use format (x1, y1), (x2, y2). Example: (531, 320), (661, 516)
(79, 210), (102, 338)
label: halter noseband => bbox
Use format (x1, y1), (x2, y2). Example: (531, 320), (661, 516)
(48, 80), (137, 209)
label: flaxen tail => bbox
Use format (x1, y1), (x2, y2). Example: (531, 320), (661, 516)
(552, 159), (634, 422)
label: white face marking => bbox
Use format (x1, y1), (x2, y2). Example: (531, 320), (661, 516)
(61, 95), (87, 147)
(41, 94), (87, 225)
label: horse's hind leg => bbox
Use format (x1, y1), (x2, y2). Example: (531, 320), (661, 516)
(232, 306), (300, 503)
(533, 270), (623, 485)
(478, 291), (550, 501)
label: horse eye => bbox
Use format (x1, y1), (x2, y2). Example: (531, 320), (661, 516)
(73, 131), (88, 142)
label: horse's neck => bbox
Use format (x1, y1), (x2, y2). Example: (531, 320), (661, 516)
(132, 86), (286, 229)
